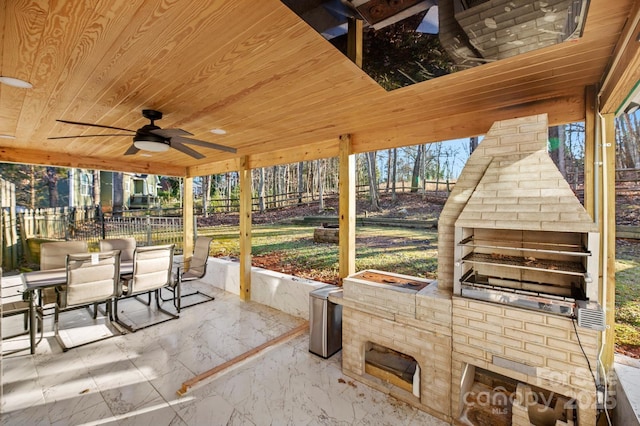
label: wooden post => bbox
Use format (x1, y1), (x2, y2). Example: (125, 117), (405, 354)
(601, 113), (616, 370)
(347, 18), (363, 68)
(339, 134), (356, 281)
(239, 156), (252, 301)
(583, 85), (596, 220)
(183, 177), (194, 262)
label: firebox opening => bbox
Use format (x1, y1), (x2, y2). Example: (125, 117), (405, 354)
(364, 342), (419, 397)
(459, 365), (577, 426)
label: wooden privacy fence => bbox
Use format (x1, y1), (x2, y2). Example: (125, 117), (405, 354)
(1, 178), (19, 270)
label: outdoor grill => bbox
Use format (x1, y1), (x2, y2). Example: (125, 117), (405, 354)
(453, 227), (599, 317)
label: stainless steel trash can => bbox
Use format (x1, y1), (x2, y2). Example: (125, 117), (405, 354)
(309, 285), (343, 358)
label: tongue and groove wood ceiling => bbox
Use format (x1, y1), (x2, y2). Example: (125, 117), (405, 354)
(0, 0), (637, 177)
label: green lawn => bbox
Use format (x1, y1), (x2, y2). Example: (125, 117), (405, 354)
(201, 223), (640, 354)
(201, 224), (438, 283)
(615, 241), (640, 349)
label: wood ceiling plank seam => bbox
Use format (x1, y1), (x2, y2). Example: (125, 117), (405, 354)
(32, 1), (147, 144)
(0, 1), (49, 136)
(338, 86), (588, 136)
(42, 2), (308, 160)
(350, 94), (585, 154)
(99, 5), (295, 131)
(236, 67), (598, 144)
(48, 1), (246, 135)
(40, 1), (268, 160)
(156, 22), (360, 128)
(298, 86), (586, 142)
(190, 92), (583, 173)
(390, 39), (619, 103)
(15, 0), (114, 143)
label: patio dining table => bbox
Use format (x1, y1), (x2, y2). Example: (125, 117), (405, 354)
(21, 260), (134, 354)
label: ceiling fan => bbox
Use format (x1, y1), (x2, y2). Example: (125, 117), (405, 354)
(48, 109), (236, 159)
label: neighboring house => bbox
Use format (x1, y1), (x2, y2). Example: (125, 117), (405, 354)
(60, 169), (96, 208)
(100, 171), (160, 213)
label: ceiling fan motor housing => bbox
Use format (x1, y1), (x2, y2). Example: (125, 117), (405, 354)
(133, 123), (169, 152)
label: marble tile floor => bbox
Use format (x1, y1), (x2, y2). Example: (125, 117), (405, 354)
(1, 277), (448, 426)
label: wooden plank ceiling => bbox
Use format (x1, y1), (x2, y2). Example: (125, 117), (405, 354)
(0, 0), (636, 177)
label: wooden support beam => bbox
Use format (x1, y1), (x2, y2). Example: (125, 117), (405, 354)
(599, 0), (640, 113)
(0, 146), (185, 176)
(584, 85), (597, 220)
(239, 155), (252, 301)
(183, 177), (194, 265)
(347, 18), (363, 68)
(601, 113), (617, 370)
(338, 134), (355, 281)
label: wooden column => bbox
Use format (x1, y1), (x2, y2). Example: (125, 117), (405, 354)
(239, 156), (252, 301)
(347, 18), (363, 68)
(583, 85), (596, 219)
(601, 113), (617, 369)
(339, 134), (356, 280)
(183, 177), (194, 262)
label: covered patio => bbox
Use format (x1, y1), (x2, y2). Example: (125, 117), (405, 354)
(2, 273), (448, 425)
(2, 0), (640, 424)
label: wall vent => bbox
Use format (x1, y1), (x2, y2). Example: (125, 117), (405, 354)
(577, 301), (605, 331)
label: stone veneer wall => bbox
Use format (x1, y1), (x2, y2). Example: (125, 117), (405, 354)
(342, 307), (452, 422)
(340, 272), (452, 422)
(437, 114), (552, 291)
(452, 297), (599, 426)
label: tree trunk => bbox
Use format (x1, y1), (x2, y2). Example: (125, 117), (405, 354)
(410, 145), (423, 193)
(226, 172), (232, 212)
(93, 169), (101, 207)
(297, 162), (304, 204)
(391, 148), (397, 201)
(30, 165), (36, 209)
(258, 167), (265, 213)
(434, 143), (442, 192)
(202, 175), (211, 217)
(366, 151), (380, 210)
(469, 136), (479, 154)
(43, 167), (59, 207)
(549, 125), (566, 176)
(318, 159), (325, 212)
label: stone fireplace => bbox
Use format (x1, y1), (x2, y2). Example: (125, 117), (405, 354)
(341, 114), (604, 426)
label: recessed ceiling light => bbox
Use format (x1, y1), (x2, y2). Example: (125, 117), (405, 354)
(0, 76), (33, 89)
(210, 128), (227, 135)
(0, 134), (16, 139)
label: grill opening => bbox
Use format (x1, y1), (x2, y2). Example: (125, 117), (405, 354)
(454, 228), (599, 316)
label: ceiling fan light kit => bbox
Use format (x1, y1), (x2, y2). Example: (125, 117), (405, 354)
(49, 109), (236, 158)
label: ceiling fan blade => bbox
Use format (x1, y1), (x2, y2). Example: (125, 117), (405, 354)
(48, 133), (130, 140)
(56, 119), (135, 133)
(150, 128), (192, 138)
(173, 136), (237, 153)
(171, 141), (205, 159)
(124, 145), (140, 155)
